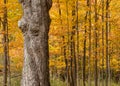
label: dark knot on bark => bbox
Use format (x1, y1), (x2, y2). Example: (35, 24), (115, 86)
(18, 0), (24, 3)
(18, 17), (28, 33)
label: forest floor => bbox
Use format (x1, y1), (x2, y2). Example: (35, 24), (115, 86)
(0, 75), (119, 86)
(0, 75), (66, 86)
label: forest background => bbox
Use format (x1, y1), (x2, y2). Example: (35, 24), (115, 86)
(0, 0), (120, 86)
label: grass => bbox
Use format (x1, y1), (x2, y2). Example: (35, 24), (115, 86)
(50, 77), (66, 86)
(0, 76), (21, 86)
(0, 76), (66, 86)
(0, 76), (119, 86)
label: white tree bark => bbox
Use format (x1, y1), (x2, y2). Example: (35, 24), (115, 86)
(18, 0), (52, 86)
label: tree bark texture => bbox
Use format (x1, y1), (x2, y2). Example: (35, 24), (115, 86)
(18, 0), (52, 86)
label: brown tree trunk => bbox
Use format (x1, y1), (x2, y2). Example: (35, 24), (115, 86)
(83, 13), (87, 86)
(76, 1), (80, 86)
(87, 0), (92, 86)
(57, 0), (69, 85)
(101, 0), (105, 86)
(18, 0), (52, 86)
(94, 0), (98, 86)
(106, 0), (110, 86)
(71, 1), (77, 86)
(3, 0), (8, 86)
(65, 1), (71, 85)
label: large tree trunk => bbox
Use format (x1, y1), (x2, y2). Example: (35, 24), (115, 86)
(18, 0), (52, 86)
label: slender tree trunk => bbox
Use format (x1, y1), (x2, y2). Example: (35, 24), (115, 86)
(63, 36), (69, 84)
(87, 0), (92, 86)
(72, 3), (77, 86)
(69, 1), (77, 86)
(3, 0), (8, 85)
(57, 1), (69, 85)
(65, 0), (71, 85)
(83, 13), (87, 86)
(76, 0), (80, 86)
(70, 26), (75, 86)
(73, 36), (77, 86)
(7, 9), (10, 86)
(105, 0), (110, 86)
(108, 13), (111, 86)
(94, 0), (98, 86)
(101, 0), (105, 86)
(70, 40), (74, 86)
(7, 51), (10, 86)
(18, 0), (52, 86)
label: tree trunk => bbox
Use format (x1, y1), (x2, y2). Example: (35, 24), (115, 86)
(3, 0), (8, 85)
(65, 1), (71, 85)
(71, 1), (77, 86)
(57, 0), (69, 85)
(18, 0), (52, 86)
(101, 0), (105, 86)
(105, 0), (110, 86)
(94, 0), (98, 86)
(87, 0), (92, 86)
(76, 1), (80, 86)
(83, 13), (87, 86)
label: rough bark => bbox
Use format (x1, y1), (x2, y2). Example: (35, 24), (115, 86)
(18, 0), (52, 86)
